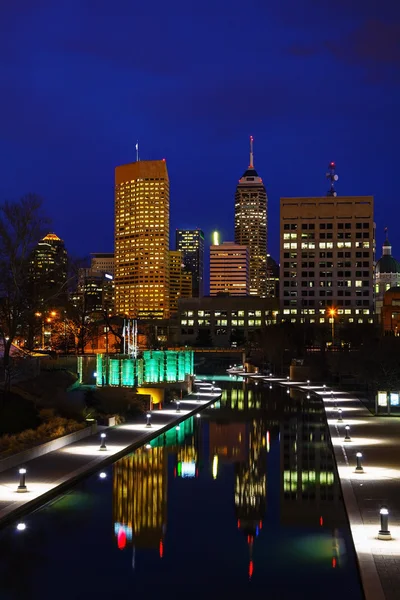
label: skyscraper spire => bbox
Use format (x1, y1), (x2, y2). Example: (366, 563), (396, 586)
(249, 135), (254, 168)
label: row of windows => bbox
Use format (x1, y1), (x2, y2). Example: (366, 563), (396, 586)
(283, 251), (371, 259)
(283, 242), (371, 250)
(284, 222), (370, 230)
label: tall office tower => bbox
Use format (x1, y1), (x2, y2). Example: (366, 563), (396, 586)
(29, 233), (68, 309)
(235, 137), (268, 297)
(91, 252), (115, 277)
(115, 160), (170, 319)
(175, 229), (204, 297)
(374, 230), (400, 317)
(279, 193), (375, 325)
(210, 241), (249, 296)
(168, 250), (193, 314)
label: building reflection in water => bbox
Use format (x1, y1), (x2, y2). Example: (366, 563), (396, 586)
(209, 384), (268, 581)
(112, 417), (196, 564)
(280, 393), (345, 567)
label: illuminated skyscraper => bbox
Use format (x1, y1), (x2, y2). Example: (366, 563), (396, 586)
(29, 233), (68, 308)
(115, 160), (170, 319)
(235, 137), (268, 297)
(168, 250), (192, 314)
(210, 242), (249, 296)
(175, 229), (204, 297)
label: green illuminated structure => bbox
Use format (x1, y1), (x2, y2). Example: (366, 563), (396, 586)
(94, 350), (194, 387)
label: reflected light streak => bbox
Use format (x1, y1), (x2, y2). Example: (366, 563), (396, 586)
(324, 407), (363, 413)
(338, 465), (400, 481)
(351, 523), (400, 557)
(331, 437), (383, 447)
(0, 482), (55, 502)
(327, 419), (371, 426)
(212, 455), (218, 480)
(62, 444), (126, 456)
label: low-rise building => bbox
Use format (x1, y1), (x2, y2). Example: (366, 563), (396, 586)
(178, 296), (279, 347)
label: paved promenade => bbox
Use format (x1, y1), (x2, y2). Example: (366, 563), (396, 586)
(282, 379), (400, 600)
(0, 380), (221, 529)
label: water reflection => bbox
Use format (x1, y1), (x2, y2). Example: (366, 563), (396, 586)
(0, 378), (362, 599)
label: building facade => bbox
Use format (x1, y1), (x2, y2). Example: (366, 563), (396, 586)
(279, 196), (375, 325)
(234, 137), (268, 297)
(115, 160), (170, 319)
(178, 296), (279, 347)
(175, 229), (204, 297)
(168, 250), (193, 315)
(266, 254), (279, 298)
(91, 252), (115, 277)
(29, 232), (68, 309)
(374, 233), (400, 318)
(210, 242), (249, 297)
(72, 268), (115, 315)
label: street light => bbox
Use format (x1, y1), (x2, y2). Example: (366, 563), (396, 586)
(328, 307), (337, 345)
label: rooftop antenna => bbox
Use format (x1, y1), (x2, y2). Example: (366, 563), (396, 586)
(249, 136), (254, 168)
(135, 141), (140, 162)
(326, 161), (338, 197)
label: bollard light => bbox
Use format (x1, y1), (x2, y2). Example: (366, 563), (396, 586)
(287, 376), (290, 381)
(307, 394), (310, 399)
(378, 506), (392, 540)
(146, 413), (152, 428)
(99, 433), (107, 450)
(16, 523), (26, 531)
(17, 468), (27, 493)
(344, 426), (351, 442)
(176, 401), (181, 413)
(323, 384), (326, 390)
(176, 425), (180, 431)
(145, 444), (151, 449)
(287, 389), (290, 394)
(307, 380), (310, 387)
(99, 472), (107, 479)
(334, 400), (337, 408)
(269, 385), (272, 390)
(196, 413), (201, 418)
(337, 409), (343, 422)
(355, 452), (364, 473)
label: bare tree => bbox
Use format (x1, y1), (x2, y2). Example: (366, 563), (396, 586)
(0, 195), (48, 391)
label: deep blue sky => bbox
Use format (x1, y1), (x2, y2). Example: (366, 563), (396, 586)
(0, 0), (399, 264)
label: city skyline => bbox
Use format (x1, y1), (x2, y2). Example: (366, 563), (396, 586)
(0, 2), (398, 264)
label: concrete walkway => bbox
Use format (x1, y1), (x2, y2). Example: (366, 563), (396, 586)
(286, 380), (400, 600)
(0, 380), (221, 529)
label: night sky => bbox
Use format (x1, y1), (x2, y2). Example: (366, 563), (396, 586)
(0, 0), (399, 266)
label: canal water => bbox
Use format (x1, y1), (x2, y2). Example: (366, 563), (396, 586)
(0, 376), (363, 600)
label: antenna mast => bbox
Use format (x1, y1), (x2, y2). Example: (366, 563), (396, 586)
(326, 161), (338, 197)
(136, 141), (140, 162)
(249, 136), (254, 168)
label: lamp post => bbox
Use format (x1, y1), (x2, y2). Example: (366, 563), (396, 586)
(99, 433), (107, 450)
(378, 507), (392, 540)
(355, 452), (364, 473)
(328, 307), (337, 345)
(344, 425), (351, 442)
(17, 468), (27, 493)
